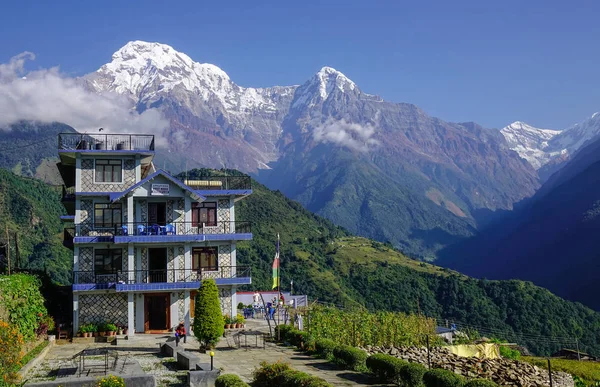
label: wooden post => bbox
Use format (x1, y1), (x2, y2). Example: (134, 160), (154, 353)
(426, 334), (431, 369)
(548, 358), (553, 387)
(576, 338), (581, 361)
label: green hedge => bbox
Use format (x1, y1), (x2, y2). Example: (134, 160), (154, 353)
(366, 353), (407, 383)
(314, 338), (337, 359)
(399, 362), (427, 387)
(276, 324), (294, 341)
(464, 379), (498, 387)
(332, 345), (368, 371)
(280, 370), (332, 387)
(215, 374), (249, 387)
(423, 368), (465, 387)
(252, 361), (332, 387)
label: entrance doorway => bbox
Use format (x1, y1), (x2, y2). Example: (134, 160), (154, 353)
(148, 202), (167, 226)
(144, 294), (169, 331)
(148, 248), (167, 283)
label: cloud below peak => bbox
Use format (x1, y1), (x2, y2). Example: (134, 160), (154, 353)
(313, 118), (379, 152)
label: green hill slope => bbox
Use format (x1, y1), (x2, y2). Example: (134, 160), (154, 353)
(0, 168), (72, 284)
(179, 169), (600, 356)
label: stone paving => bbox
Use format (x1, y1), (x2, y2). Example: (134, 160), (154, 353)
(24, 318), (386, 386)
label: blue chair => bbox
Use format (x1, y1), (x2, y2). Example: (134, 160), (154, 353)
(121, 225), (128, 236)
(137, 224), (146, 235)
(165, 224), (176, 235)
(150, 224), (160, 235)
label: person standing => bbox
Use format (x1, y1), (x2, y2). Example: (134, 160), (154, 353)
(175, 322), (187, 346)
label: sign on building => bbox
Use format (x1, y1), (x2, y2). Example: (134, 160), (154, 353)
(151, 183), (170, 195)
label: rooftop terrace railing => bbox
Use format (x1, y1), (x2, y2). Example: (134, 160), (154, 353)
(183, 176), (251, 190)
(58, 133), (155, 151)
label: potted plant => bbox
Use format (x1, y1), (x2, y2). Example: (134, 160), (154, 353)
(224, 315), (231, 329)
(78, 325), (85, 337)
(117, 324), (123, 335)
(98, 322), (107, 337)
(106, 323), (117, 336)
(235, 314), (245, 329)
(90, 324), (98, 337)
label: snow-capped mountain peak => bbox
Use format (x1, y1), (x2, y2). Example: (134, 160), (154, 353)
(314, 66), (356, 99)
(94, 40), (232, 98)
(501, 121), (561, 169)
(291, 66), (360, 109)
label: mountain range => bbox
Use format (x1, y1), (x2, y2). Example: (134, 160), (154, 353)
(81, 41), (542, 257)
(4, 40), (600, 259)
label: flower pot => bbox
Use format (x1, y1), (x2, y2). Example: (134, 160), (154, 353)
(123, 329), (128, 335)
(235, 323), (241, 328)
(93, 332), (98, 337)
(99, 331), (106, 337)
(117, 329), (123, 335)
(78, 332), (83, 337)
(225, 324), (231, 329)
(86, 332), (92, 338)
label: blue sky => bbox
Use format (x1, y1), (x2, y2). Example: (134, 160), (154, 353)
(1, 0), (599, 129)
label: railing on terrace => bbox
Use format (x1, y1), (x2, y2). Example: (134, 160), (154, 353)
(58, 133), (155, 151)
(72, 266), (251, 284)
(74, 221), (251, 237)
(183, 176), (251, 190)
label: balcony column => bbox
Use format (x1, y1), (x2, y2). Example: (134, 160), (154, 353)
(127, 293), (135, 338)
(184, 244), (191, 281)
(127, 194), (134, 236)
(230, 243), (236, 277)
(229, 196), (235, 232)
(73, 294), (79, 336)
(75, 154), (81, 192)
(184, 291), (191, 334)
(128, 244), (134, 283)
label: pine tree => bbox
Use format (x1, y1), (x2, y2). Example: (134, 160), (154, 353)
(192, 279), (224, 350)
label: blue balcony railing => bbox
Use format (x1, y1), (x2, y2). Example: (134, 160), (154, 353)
(72, 266), (251, 285)
(74, 221), (251, 237)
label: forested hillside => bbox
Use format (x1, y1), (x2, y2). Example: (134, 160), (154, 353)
(0, 168), (71, 284)
(0, 121), (75, 183)
(179, 168), (600, 356)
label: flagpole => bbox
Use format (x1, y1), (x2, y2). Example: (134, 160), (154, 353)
(277, 234), (281, 341)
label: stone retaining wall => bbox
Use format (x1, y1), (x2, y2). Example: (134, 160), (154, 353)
(362, 345), (574, 387)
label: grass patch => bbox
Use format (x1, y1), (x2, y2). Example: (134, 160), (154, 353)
(17, 340), (49, 371)
(522, 357), (600, 383)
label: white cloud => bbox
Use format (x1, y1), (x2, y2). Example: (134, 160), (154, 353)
(0, 52), (168, 141)
(313, 118), (379, 152)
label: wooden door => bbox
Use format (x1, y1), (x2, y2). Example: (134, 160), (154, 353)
(144, 294), (170, 331)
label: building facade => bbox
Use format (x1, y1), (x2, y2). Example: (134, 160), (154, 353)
(58, 133), (252, 336)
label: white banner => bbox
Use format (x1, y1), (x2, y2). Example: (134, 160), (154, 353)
(151, 183), (170, 195)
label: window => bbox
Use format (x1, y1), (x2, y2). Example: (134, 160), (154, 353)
(94, 249), (122, 274)
(192, 247), (218, 271)
(94, 203), (122, 228)
(192, 202), (217, 227)
(95, 159), (122, 183)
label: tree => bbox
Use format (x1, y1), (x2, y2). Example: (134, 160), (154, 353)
(193, 279), (224, 350)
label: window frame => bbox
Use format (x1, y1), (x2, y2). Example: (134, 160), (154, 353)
(191, 202), (217, 227)
(192, 247), (218, 272)
(94, 249), (122, 274)
(94, 159), (123, 184)
(94, 203), (122, 229)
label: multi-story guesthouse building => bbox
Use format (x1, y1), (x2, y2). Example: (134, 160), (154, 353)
(58, 133), (252, 336)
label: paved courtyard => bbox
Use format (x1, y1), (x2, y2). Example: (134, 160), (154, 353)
(25, 318), (388, 386)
